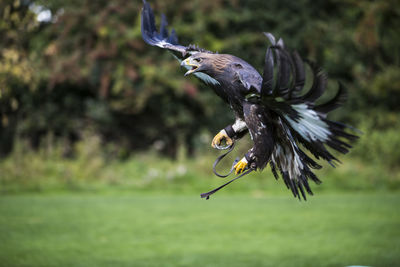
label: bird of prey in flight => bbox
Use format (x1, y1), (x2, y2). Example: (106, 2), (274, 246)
(141, 0), (358, 200)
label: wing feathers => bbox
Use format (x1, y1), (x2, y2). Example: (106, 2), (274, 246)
(141, 1), (157, 45)
(141, 0), (210, 58)
(256, 33), (358, 200)
(263, 32), (276, 45)
(301, 62), (327, 103)
(315, 82), (347, 114)
(159, 14), (169, 39)
(261, 48), (274, 96)
(276, 49), (292, 94)
(292, 51), (305, 92)
(168, 29), (178, 44)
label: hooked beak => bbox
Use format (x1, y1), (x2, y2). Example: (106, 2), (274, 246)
(181, 58), (200, 76)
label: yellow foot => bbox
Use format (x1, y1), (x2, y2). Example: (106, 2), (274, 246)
(211, 130), (233, 149)
(234, 157), (248, 175)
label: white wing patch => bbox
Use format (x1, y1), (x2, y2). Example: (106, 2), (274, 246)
(284, 103), (330, 142)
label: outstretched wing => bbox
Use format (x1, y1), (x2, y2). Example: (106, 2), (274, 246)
(141, 0), (213, 59)
(255, 33), (358, 199)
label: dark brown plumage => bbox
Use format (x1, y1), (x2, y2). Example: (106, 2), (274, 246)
(141, 0), (358, 200)
(181, 53), (262, 118)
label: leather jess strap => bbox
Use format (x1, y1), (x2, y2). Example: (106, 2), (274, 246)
(201, 168), (253, 200)
(224, 125), (236, 139)
(204, 143), (254, 199)
(212, 143), (238, 178)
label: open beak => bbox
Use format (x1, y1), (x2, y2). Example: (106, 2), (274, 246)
(181, 58), (200, 76)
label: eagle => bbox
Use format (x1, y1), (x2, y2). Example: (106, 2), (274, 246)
(141, 0), (358, 200)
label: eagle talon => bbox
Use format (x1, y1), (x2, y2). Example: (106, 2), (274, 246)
(234, 158), (248, 175)
(211, 130), (233, 150)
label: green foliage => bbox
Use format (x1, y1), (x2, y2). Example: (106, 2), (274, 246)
(1, 134), (399, 194)
(0, 0), (399, 171)
(353, 121), (400, 170)
(0, 0), (39, 155)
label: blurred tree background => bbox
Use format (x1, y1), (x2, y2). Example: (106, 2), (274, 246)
(0, 0), (399, 191)
(2, 2), (400, 266)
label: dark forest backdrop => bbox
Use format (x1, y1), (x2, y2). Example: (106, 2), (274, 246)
(1, 0), (399, 181)
(2, 2), (400, 266)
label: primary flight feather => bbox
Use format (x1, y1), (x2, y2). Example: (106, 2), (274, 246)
(141, 0), (358, 200)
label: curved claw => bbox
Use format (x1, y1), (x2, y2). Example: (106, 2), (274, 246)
(234, 157), (248, 175)
(211, 130), (233, 150)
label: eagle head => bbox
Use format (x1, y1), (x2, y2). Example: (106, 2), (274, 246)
(181, 53), (229, 77)
(181, 53), (211, 76)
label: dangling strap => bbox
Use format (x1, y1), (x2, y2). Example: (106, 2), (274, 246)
(212, 143), (239, 178)
(201, 168), (254, 200)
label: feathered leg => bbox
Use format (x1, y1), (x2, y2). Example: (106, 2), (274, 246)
(234, 101), (274, 174)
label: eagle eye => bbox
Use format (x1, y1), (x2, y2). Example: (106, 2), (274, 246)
(194, 58), (202, 63)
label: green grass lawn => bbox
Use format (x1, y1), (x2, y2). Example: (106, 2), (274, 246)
(1, 193), (399, 267)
